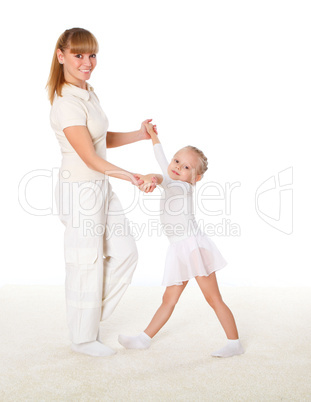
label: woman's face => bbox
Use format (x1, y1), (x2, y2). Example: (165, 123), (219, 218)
(57, 48), (97, 89)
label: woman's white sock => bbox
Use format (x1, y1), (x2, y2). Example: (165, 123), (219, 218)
(211, 339), (244, 358)
(118, 332), (151, 349)
(71, 341), (116, 357)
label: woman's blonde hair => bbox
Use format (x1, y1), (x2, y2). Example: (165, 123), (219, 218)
(179, 145), (208, 176)
(46, 28), (99, 104)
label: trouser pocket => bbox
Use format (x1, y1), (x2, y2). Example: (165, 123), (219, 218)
(65, 247), (99, 293)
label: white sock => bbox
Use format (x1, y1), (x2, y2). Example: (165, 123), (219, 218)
(211, 339), (244, 358)
(71, 341), (116, 357)
(118, 332), (151, 350)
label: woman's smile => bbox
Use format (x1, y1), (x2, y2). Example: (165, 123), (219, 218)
(57, 49), (97, 88)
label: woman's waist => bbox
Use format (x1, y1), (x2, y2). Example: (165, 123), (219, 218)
(59, 157), (106, 182)
(61, 150), (106, 161)
(61, 139), (106, 160)
(60, 146), (106, 169)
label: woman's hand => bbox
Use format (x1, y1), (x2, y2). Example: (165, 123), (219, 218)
(138, 119), (158, 140)
(133, 174), (158, 193)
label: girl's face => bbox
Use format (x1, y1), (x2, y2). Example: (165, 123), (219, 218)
(168, 149), (201, 184)
(57, 48), (97, 89)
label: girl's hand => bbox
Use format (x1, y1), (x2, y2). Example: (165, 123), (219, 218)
(140, 175), (158, 193)
(143, 122), (160, 145)
(139, 119), (158, 140)
(134, 174), (158, 193)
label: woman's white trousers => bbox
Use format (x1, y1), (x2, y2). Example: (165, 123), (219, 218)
(55, 179), (137, 344)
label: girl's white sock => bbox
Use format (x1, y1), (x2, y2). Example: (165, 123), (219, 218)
(211, 339), (244, 358)
(118, 332), (151, 349)
(71, 341), (116, 357)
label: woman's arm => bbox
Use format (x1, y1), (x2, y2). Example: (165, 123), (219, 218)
(64, 125), (142, 184)
(106, 119), (157, 148)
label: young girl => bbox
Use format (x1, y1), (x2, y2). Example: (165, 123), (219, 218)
(118, 123), (244, 358)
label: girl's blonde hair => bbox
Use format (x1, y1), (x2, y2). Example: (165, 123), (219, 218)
(46, 27), (99, 104)
(180, 145), (208, 176)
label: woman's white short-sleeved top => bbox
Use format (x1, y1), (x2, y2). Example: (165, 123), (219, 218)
(50, 83), (109, 182)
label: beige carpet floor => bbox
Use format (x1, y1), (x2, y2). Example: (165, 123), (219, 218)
(0, 285), (310, 401)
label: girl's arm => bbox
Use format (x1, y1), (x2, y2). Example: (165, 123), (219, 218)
(64, 125), (143, 185)
(106, 119), (158, 148)
(144, 122), (160, 145)
(136, 123), (165, 192)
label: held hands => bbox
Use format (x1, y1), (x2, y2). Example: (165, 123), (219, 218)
(133, 119), (159, 193)
(144, 122), (156, 136)
(139, 119), (158, 140)
(143, 122), (160, 145)
(133, 174), (159, 193)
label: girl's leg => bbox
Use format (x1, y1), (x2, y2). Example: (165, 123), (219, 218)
(196, 273), (244, 357)
(118, 281), (188, 349)
(144, 281), (188, 338)
(196, 273), (238, 339)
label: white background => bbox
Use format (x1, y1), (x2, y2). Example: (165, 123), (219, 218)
(1, 0), (310, 287)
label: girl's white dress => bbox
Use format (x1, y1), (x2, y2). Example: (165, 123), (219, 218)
(153, 143), (227, 286)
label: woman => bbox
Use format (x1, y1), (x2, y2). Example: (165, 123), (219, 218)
(47, 27), (155, 357)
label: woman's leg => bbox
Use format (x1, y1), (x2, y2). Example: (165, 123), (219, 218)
(101, 186), (138, 321)
(57, 179), (115, 356)
(196, 273), (244, 357)
(118, 281), (188, 349)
